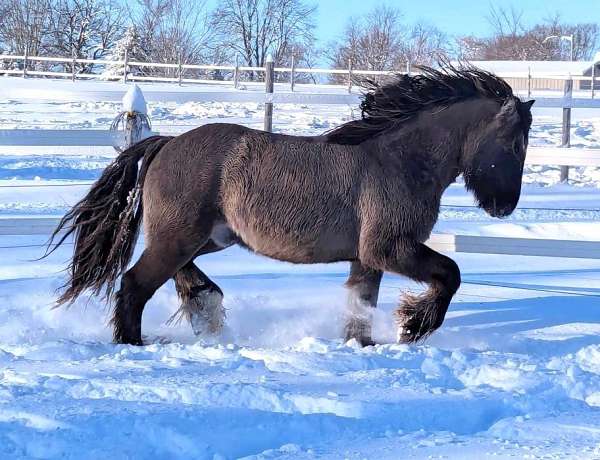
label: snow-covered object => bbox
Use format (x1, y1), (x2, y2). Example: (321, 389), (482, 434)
(122, 84), (147, 115)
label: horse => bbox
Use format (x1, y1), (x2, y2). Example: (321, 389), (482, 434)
(48, 66), (534, 346)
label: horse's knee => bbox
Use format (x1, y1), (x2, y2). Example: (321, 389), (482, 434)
(436, 256), (461, 296)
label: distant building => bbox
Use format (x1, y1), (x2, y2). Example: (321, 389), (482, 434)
(453, 56), (600, 92)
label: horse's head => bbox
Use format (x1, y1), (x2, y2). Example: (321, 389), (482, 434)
(462, 97), (534, 218)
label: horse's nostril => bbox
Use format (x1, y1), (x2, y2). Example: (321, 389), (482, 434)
(497, 205), (514, 217)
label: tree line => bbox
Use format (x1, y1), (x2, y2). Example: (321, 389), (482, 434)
(458, 5), (599, 61)
(0, 1), (598, 81)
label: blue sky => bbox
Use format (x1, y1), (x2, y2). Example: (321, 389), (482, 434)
(312, 0), (600, 43)
(200, 0), (600, 50)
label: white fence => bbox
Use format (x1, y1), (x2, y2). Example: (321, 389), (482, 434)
(0, 127), (596, 168)
(1, 52), (598, 96)
(1, 216), (599, 260)
(0, 52), (404, 92)
(0, 82), (600, 260)
(0, 130), (599, 260)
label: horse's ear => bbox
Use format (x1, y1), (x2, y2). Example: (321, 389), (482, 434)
(522, 99), (535, 110)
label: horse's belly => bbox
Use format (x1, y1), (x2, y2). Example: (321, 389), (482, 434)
(225, 213), (357, 264)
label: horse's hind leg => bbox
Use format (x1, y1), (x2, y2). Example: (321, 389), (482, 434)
(344, 261), (383, 346)
(112, 237), (208, 345)
(378, 242), (461, 343)
(172, 244), (226, 336)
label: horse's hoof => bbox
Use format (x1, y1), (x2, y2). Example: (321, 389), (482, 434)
(344, 335), (376, 347)
(142, 335), (171, 345)
(114, 338), (144, 346)
(396, 326), (417, 344)
(358, 337), (376, 347)
(188, 289), (226, 336)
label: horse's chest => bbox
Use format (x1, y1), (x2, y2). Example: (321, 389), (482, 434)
(361, 176), (440, 243)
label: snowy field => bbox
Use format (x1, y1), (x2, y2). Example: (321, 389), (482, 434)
(1, 77), (600, 459)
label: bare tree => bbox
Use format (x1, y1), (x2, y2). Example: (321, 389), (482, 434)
(128, 0), (214, 77)
(211, 0), (316, 74)
(457, 7), (600, 61)
(530, 15), (600, 61)
(329, 6), (404, 73)
(402, 22), (447, 66)
(486, 4), (525, 37)
(0, 0), (50, 57)
(328, 6), (446, 83)
(46, 0), (125, 72)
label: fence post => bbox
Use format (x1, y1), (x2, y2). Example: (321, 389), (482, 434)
(592, 63), (596, 99)
(290, 54), (296, 92)
(264, 54), (274, 132)
(71, 50), (76, 82)
(406, 60), (411, 76)
(123, 48), (129, 83)
(347, 59), (353, 94)
(234, 56), (239, 88)
(125, 114), (136, 148)
(527, 66), (531, 99)
(178, 53), (183, 86)
(561, 76), (573, 183)
(22, 47), (28, 78)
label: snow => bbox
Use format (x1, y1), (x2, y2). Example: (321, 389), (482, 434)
(1, 78), (600, 459)
(122, 84), (148, 115)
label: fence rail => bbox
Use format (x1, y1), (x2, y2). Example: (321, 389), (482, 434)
(2, 216), (598, 260)
(1, 53), (597, 95)
(0, 127), (597, 168)
(0, 53), (395, 90)
(1, 77), (600, 260)
(0, 129), (126, 146)
(427, 234), (600, 259)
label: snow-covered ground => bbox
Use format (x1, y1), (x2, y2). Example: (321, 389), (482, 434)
(1, 77), (600, 459)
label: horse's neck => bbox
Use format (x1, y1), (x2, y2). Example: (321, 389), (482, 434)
(369, 100), (491, 189)
(369, 125), (461, 190)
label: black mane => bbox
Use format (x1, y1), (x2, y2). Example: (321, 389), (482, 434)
(326, 65), (514, 145)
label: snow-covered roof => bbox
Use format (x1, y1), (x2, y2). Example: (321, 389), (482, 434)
(460, 60), (598, 76)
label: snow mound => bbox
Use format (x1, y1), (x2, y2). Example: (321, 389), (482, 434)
(122, 84), (147, 115)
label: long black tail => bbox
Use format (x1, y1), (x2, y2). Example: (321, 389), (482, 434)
(47, 135), (174, 305)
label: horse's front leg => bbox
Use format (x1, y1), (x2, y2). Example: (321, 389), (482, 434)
(344, 261), (383, 346)
(395, 242), (461, 343)
(363, 241), (461, 344)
